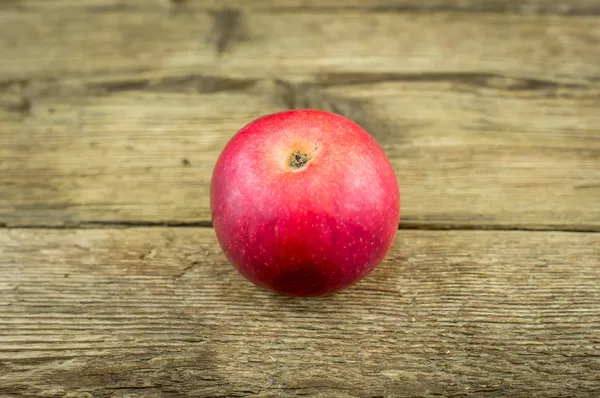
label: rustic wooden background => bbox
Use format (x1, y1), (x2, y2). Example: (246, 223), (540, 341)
(1, 0), (599, 397)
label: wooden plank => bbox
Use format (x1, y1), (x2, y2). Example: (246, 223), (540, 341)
(0, 88), (284, 227)
(1, 11), (600, 84)
(5, 0), (600, 15)
(0, 228), (598, 396)
(311, 79), (600, 228)
(1, 79), (599, 229)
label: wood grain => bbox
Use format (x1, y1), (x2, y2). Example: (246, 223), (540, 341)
(2, 2), (599, 398)
(0, 228), (598, 397)
(1, 79), (599, 229)
(2, 10), (600, 83)
(4, 0), (600, 15)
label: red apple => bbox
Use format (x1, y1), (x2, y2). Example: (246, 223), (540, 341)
(210, 109), (400, 297)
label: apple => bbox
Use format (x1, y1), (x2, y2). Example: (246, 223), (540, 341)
(210, 109), (400, 297)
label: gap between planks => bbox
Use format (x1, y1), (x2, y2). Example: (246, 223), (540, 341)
(5, 0), (600, 16)
(1, 222), (598, 233)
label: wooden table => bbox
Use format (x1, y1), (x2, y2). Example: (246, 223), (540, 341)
(1, 1), (599, 396)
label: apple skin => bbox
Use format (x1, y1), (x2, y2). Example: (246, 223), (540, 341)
(210, 109), (400, 297)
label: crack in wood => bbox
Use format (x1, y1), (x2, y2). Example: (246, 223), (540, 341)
(1, 221), (598, 233)
(175, 261), (202, 278)
(93, 75), (257, 94)
(263, 4), (600, 17)
(3, 1), (600, 16)
(316, 72), (591, 91)
(0, 75), (259, 109)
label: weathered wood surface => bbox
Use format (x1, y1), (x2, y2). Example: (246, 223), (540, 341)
(1, 80), (599, 229)
(1, 1), (600, 396)
(4, 0), (600, 15)
(0, 228), (598, 397)
(2, 4), (599, 229)
(2, 10), (600, 83)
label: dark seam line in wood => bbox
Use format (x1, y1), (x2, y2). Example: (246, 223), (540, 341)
(1, 222), (598, 233)
(260, 5), (600, 17)
(1, 72), (597, 116)
(0, 72), (593, 98)
(315, 72), (594, 90)
(0, 75), (258, 97)
(2, 5), (600, 17)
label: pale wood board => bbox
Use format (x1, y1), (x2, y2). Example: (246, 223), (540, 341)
(1, 79), (599, 228)
(4, 0), (600, 15)
(2, 10), (600, 83)
(0, 228), (598, 397)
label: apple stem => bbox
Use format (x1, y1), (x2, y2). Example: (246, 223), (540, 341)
(289, 150), (310, 169)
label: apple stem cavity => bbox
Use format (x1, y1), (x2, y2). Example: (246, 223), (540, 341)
(289, 150), (310, 170)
